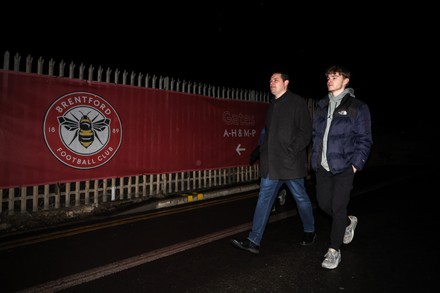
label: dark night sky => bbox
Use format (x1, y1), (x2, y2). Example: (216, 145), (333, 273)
(1, 1), (436, 133)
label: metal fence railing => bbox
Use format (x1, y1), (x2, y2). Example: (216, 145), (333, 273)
(2, 51), (271, 102)
(0, 166), (260, 216)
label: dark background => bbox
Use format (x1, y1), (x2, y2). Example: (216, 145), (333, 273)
(1, 1), (436, 134)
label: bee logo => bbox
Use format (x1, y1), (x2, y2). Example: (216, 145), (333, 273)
(43, 92), (122, 169)
(58, 111), (110, 149)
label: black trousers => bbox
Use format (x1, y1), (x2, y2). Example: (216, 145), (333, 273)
(315, 167), (355, 250)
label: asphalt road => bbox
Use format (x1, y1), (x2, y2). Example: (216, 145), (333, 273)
(0, 164), (436, 293)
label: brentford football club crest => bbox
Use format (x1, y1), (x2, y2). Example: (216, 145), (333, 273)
(43, 92), (122, 169)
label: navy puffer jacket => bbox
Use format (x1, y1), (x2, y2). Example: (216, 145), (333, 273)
(311, 93), (373, 174)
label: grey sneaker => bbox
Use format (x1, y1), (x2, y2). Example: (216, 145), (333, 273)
(343, 215), (358, 244)
(321, 248), (341, 269)
(278, 189), (286, 206)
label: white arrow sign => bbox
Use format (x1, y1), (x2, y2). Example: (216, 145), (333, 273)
(236, 144), (246, 155)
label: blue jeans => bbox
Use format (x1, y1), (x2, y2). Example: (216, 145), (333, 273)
(248, 177), (315, 246)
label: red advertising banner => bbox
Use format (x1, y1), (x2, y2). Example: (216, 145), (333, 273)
(0, 71), (268, 188)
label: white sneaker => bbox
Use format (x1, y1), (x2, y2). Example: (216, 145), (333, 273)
(343, 215), (358, 244)
(321, 248), (341, 269)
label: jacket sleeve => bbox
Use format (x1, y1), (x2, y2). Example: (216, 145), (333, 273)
(352, 103), (373, 170)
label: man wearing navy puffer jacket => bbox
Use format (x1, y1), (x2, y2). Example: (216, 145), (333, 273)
(311, 65), (373, 270)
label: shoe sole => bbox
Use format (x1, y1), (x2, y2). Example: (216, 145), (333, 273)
(230, 239), (259, 254)
(321, 259), (341, 269)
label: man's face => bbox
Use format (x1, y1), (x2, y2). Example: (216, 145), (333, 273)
(326, 73), (348, 92)
(270, 74), (287, 98)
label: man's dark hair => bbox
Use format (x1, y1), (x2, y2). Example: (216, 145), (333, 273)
(273, 72), (290, 82)
(280, 73), (290, 82)
(326, 66), (351, 79)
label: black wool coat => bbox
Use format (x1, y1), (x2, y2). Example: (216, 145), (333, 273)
(259, 90), (312, 179)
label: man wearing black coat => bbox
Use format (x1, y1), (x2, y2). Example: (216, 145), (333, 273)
(231, 72), (316, 254)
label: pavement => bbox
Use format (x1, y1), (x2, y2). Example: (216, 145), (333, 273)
(1, 164), (437, 293)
